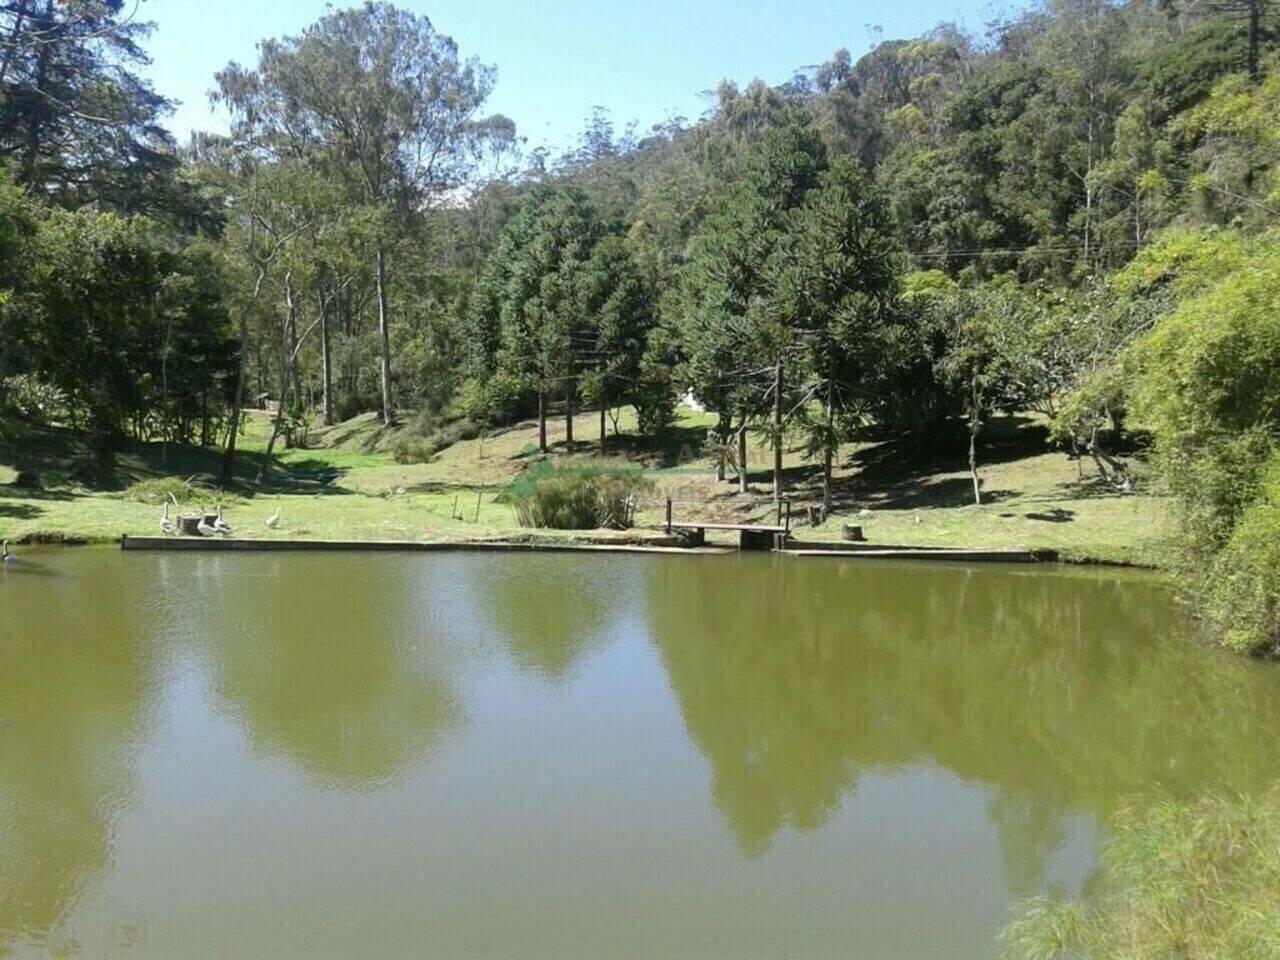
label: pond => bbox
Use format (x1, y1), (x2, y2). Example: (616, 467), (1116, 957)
(3, 549), (1280, 959)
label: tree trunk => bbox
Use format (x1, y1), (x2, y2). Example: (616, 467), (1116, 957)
(375, 240), (395, 426)
(823, 374), (835, 516)
(221, 267), (266, 484)
(773, 358), (784, 501)
(320, 288), (334, 426)
(715, 411), (728, 481)
(0, 0), (32, 87)
(1248, 0), (1261, 83)
(565, 358), (575, 451)
(537, 387), (547, 453)
(599, 386), (607, 454)
(968, 374), (982, 506)
(20, 11), (51, 187)
(738, 423), (748, 494)
(287, 283), (300, 415)
(259, 279), (297, 478)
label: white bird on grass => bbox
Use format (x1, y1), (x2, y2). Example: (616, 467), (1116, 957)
(196, 516), (220, 537)
(265, 507), (281, 529)
(213, 505), (234, 535)
(160, 502), (177, 536)
(1, 540), (14, 563)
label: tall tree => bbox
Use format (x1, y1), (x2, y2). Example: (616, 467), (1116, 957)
(214, 2), (507, 427)
(0, 0), (179, 212)
(675, 119), (828, 498)
(770, 157), (902, 514)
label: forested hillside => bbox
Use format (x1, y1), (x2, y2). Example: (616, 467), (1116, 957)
(2, 0), (1279, 651)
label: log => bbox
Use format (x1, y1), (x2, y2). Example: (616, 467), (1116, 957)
(842, 524), (866, 542)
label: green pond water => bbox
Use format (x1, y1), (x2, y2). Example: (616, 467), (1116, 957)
(3, 548), (1280, 959)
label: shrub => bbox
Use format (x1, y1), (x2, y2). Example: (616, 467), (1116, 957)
(12, 469), (41, 489)
(1003, 787), (1280, 960)
(390, 412), (483, 464)
(1, 374), (65, 424)
(1124, 228), (1280, 655)
(391, 435), (437, 464)
(512, 464), (652, 530)
(122, 476), (211, 506)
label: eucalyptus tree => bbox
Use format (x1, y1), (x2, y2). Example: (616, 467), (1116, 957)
(197, 148), (332, 479)
(214, 2), (508, 427)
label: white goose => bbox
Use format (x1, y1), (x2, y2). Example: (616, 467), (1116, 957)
(265, 506), (281, 530)
(160, 502), (177, 536)
(1, 540), (13, 563)
(196, 516), (220, 537)
(213, 505), (234, 535)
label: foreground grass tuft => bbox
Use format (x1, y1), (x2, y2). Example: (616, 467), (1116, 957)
(1003, 787), (1280, 960)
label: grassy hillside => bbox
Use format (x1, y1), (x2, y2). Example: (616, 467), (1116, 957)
(0, 407), (1173, 564)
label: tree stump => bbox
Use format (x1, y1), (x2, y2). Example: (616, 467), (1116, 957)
(178, 515), (204, 537)
(842, 523), (866, 542)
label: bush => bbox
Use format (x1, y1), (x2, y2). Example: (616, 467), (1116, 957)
(391, 435), (437, 464)
(390, 413), (482, 464)
(1, 374), (65, 424)
(1124, 228), (1280, 655)
(122, 476), (211, 506)
(512, 464), (652, 530)
(12, 469), (40, 489)
(1003, 787), (1280, 960)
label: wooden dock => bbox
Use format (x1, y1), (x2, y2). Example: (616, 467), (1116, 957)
(664, 498), (792, 550)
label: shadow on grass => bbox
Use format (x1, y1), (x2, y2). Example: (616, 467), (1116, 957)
(0, 418), (362, 500)
(0, 500), (45, 519)
(786, 415), (1051, 510)
(1025, 507), (1077, 523)
(505, 422), (710, 470)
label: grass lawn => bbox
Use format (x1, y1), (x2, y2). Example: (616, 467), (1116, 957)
(0, 406), (1174, 565)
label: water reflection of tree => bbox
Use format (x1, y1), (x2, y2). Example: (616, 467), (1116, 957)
(475, 555), (617, 681)
(0, 566), (159, 951)
(202, 557), (461, 790)
(648, 558), (1280, 886)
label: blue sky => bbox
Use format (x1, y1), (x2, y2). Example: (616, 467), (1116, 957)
(142, 0), (1012, 155)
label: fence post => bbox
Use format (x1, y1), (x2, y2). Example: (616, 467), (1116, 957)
(665, 498), (673, 533)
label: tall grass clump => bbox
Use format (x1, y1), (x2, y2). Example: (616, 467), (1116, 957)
(512, 463), (651, 530)
(1003, 788), (1280, 960)
(121, 476), (212, 505)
